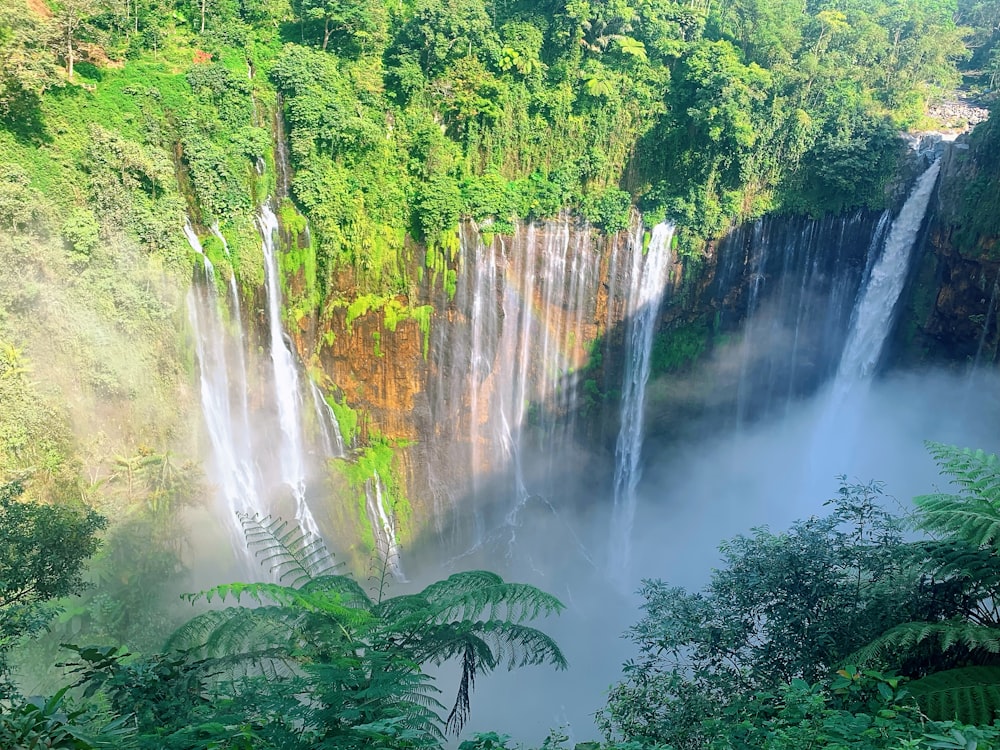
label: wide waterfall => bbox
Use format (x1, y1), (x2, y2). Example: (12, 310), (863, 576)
(186, 212), (345, 571)
(609, 222), (675, 581)
(710, 210), (891, 426)
(423, 217), (603, 556)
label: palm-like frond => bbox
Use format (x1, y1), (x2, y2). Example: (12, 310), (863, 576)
(907, 539), (1000, 593)
(411, 621), (567, 672)
(849, 621), (1000, 666)
(927, 443), (1000, 499)
(167, 516), (566, 741)
(907, 666), (1000, 724)
(240, 513), (340, 585)
(415, 572), (566, 624)
(916, 444), (1000, 548)
(300, 574), (374, 612)
(165, 606), (305, 656)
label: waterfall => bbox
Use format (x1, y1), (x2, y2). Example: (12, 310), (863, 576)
(718, 210), (888, 425)
(608, 221), (675, 581)
(184, 223), (264, 570)
(365, 472), (406, 581)
(257, 203), (322, 538)
(835, 159), (942, 386)
(425, 218), (602, 553)
(803, 160), (942, 492)
(309, 379), (346, 458)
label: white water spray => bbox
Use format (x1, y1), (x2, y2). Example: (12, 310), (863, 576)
(257, 204), (321, 538)
(184, 223), (264, 570)
(835, 159), (942, 385)
(609, 221), (675, 582)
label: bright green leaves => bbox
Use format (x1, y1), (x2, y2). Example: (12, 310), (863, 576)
(165, 518), (565, 741)
(0, 481), (107, 696)
(600, 479), (921, 747)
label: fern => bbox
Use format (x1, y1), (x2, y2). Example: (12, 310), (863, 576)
(240, 513), (339, 586)
(850, 621), (1000, 666)
(917, 444), (1000, 548)
(908, 666), (1000, 724)
(166, 517), (566, 739)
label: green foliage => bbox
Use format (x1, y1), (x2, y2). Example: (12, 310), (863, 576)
(600, 480), (941, 747)
(329, 397), (360, 448)
(710, 670), (1000, 750)
(0, 481), (107, 695)
(909, 667), (1000, 725)
(650, 320), (710, 375)
(336, 433), (411, 550)
(165, 517), (567, 740)
(85, 125), (186, 255)
(851, 444), (1000, 726)
(0, 686), (129, 749)
(950, 107), (1000, 255)
(583, 188), (632, 233)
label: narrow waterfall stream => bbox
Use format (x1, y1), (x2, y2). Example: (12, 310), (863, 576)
(184, 223), (265, 571)
(258, 203), (322, 539)
(834, 159), (943, 387)
(365, 472), (406, 581)
(609, 222), (675, 581)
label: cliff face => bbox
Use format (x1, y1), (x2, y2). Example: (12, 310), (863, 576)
(280, 124), (999, 557)
(893, 121), (1000, 368)
(305, 220), (632, 548)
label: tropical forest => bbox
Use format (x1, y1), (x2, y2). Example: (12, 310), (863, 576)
(2, 0), (1000, 745)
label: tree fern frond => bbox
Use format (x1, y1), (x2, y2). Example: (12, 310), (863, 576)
(469, 621), (568, 671)
(239, 513), (339, 585)
(908, 666), (1000, 724)
(914, 492), (1000, 548)
(445, 642), (477, 734)
(300, 574), (374, 612)
(927, 443), (1000, 501)
(202, 607), (305, 658)
(907, 540), (1000, 590)
(165, 606), (300, 655)
(849, 621), (1000, 666)
(420, 571), (505, 603)
(419, 574), (565, 624)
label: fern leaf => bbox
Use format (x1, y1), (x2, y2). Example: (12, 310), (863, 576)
(419, 573), (565, 624)
(300, 574), (373, 612)
(850, 621), (1000, 666)
(908, 666), (1000, 724)
(915, 492), (1000, 548)
(239, 513), (339, 585)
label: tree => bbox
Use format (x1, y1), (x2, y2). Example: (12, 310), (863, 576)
(0, 480), (107, 695)
(853, 444), (1000, 725)
(599, 480), (953, 748)
(51, 0), (105, 80)
(164, 515), (567, 743)
(0, 1), (61, 117)
(299, 0), (388, 54)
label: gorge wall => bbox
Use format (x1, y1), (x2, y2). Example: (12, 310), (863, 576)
(263, 134), (988, 575)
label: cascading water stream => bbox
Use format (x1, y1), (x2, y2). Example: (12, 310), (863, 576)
(365, 472), (406, 581)
(803, 159), (942, 493)
(184, 223), (264, 571)
(609, 221), (675, 582)
(257, 203), (322, 538)
(309, 380), (346, 458)
(834, 159), (942, 389)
